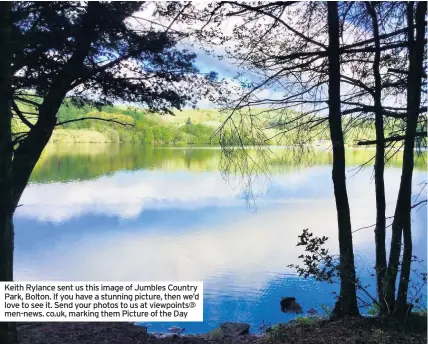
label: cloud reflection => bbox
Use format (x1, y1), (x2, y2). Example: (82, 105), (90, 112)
(14, 167), (426, 295)
(18, 167), (421, 223)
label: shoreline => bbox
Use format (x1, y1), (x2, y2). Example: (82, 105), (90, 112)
(17, 315), (427, 344)
(42, 141), (427, 150)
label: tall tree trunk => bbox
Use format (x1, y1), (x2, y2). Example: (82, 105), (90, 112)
(10, 1), (100, 209)
(388, 1), (426, 318)
(0, 6), (98, 343)
(0, 3), (19, 344)
(365, 1), (387, 315)
(327, 1), (359, 318)
(383, 2), (414, 315)
(0, 6), (116, 343)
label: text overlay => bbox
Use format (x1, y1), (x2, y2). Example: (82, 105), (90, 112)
(0, 281), (203, 322)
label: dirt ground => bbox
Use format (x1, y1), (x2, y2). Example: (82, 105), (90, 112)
(17, 316), (427, 344)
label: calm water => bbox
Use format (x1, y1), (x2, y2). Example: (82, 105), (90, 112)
(14, 143), (427, 333)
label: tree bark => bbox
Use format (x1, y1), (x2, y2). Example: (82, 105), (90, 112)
(388, 1), (426, 318)
(0, 6), (101, 343)
(0, 3), (19, 344)
(365, 1), (387, 315)
(10, 1), (100, 208)
(327, 1), (359, 317)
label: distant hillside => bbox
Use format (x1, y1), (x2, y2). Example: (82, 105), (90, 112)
(12, 99), (384, 146)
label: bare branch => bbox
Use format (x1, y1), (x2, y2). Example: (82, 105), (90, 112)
(11, 101), (34, 129)
(56, 117), (135, 128)
(357, 132), (427, 146)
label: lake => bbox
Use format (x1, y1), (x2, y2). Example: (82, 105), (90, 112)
(14, 143), (427, 333)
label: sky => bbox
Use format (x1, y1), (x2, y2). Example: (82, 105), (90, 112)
(125, 2), (408, 112)
(128, 2), (273, 109)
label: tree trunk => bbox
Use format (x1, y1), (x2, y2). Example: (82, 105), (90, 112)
(327, 1), (359, 318)
(10, 2), (100, 208)
(0, 3), (19, 344)
(365, 1), (388, 315)
(0, 5), (78, 343)
(0, 5), (109, 343)
(383, 2), (415, 315)
(390, 1), (426, 319)
(10, 116), (57, 209)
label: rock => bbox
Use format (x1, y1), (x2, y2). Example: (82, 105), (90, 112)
(206, 322), (250, 340)
(307, 308), (318, 315)
(280, 297), (304, 314)
(168, 326), (185, 334)
(206, 327), (225, 340)
(220, 322), (250, 337)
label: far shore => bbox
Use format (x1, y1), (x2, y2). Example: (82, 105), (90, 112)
(43, 140), (427, 151)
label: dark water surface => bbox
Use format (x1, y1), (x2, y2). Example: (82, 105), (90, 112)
(14, 144), (427, 333)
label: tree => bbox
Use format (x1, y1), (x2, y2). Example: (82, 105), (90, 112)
(0, 3), (215, 343)
(364, 1), (387, 314)
(322, 1), (426, 316)
(326, 1), (359, 317)
(160, 0), (426, 318)
(0, 2), (19, 343)
(383, 1), (427, 318)
(341, 1), (408, 315)
(168, 0), (361, 316)
(345, 1), (426, 317)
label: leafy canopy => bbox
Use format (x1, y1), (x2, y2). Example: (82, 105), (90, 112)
(11, 1), (216, 114)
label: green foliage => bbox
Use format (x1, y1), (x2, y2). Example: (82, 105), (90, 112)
(138, 126), (154, 145)
(41, 101), (428, 149)
(264, 318), (325, 344)
(54, 102), (216, 145)
(293, 316), (322, 326)
(265, 324), (290, 343)
(183, 123), (215, 144)
(367, 303), (380, 316)
(288, 228), (339, 283)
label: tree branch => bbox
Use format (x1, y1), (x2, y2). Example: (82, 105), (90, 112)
(56, 117), (135, 128)
(11, 101), (34, 129)
(357, 132), (427, 146)
(221, 1), (327, 49)
(15, 96), (41, 108)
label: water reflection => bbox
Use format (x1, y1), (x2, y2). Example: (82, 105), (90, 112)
(14, 143), (427, 333)
(31, 143), (426, 183)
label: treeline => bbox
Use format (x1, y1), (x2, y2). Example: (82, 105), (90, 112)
(55, 101), (216, 145)
(10, 95), (387, 147)
(52, 101), (384, 147)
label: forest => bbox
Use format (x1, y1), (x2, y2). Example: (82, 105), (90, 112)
(13, 100), (385, 146)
